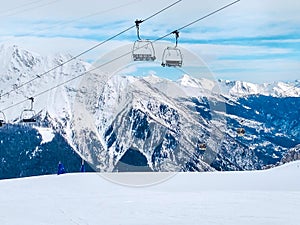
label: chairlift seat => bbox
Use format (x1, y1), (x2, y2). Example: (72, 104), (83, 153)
(22, 118), (36, 123)
(133, 53), (156, 61)
(164, 59), (182, 67)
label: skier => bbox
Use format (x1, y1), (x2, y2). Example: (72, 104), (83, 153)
(80, 160), (85, 172)
(57, 161), (66, 175)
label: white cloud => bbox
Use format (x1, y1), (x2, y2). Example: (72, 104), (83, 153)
(183, 43), (292, 58)
(0, 0), (299, 82)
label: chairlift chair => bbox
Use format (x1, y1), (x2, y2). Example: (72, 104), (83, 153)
(21, 109), (36, 123)
(132, 40), (156, 61)
(0, 111), (6, 127)
(161, 30), (183, 67)
(237, 119), (246, 136)
(198, 143), (207, 151)
(237, 127), (245, 136)
(161, 47), (183, 67)
(132, 19), (156, 62)
(20, 97), (37, 123)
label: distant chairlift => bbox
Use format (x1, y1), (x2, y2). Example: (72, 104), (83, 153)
(132, 19), (156, 62)
(161, 30), (183, 67)
(198, 143), (207, 151)
(0, 111), (6, 127)
(237, 127), (245, 137)
(197, 141), (206, 160)
(20, 97), (37, 123)
(237, 120), (246, 137)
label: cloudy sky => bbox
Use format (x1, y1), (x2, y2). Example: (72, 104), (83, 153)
(0, 0), (299, 83)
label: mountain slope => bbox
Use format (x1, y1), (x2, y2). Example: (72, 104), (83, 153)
(0, 44), (299, 178)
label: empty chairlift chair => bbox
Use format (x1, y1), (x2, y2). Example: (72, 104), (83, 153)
(161, 30), (183, 67)
(0, 111), (6, 127)
(132, 20), (156, 62)
(20, 97), (37, 123)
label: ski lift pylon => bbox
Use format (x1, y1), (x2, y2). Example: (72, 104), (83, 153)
(20, 97), (36, 123)
(132, 19), (156, 62)
(161, 30), (183, 67)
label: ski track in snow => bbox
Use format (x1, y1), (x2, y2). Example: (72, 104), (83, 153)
(0, 161), (299, 225)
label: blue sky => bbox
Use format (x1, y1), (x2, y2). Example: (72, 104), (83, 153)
(0, 0), (299, 83)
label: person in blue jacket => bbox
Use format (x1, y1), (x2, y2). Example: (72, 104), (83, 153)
(57, 161), (66, 175)
(80, 159), (85, 172)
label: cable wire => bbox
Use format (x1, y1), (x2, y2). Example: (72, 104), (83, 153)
(1, 0), (241, 113)
(177, 0), (241, 32)
(0, 0), (60, 18)
(1, 0), (141, 44)
(0, 0), (45, 14)
(0, 0), (182, 99)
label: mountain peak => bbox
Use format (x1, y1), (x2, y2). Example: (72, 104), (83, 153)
(177, 74), (199, 88)
(218, 79), (300, 97)
(0, 43), (42, 73)
(143, 74), (164, 84)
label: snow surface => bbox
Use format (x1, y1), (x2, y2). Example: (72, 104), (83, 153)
(0, 161), (300, 225)
(34, 126), (55, 144)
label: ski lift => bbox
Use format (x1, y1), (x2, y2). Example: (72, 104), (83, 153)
(198, 143), (207, 151)
(132, 20), (156, 62)
(237, 119), (246, 136)
(20, 97), (36, 123)
(0, 111), (6, 127)
(161, 30), (183, 67)
(237, 127), (245, 136)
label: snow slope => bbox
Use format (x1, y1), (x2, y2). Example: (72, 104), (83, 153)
(0, 161), (299, 225)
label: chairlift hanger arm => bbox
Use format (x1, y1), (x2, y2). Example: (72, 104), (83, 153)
(171, 30), (179, 47)
(135, 19), (143, 40)
(27, 97), (34, 110)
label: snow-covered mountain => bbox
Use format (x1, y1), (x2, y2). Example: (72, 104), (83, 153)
(217, 79), (300, 97)
(0, 44), (299, 179)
